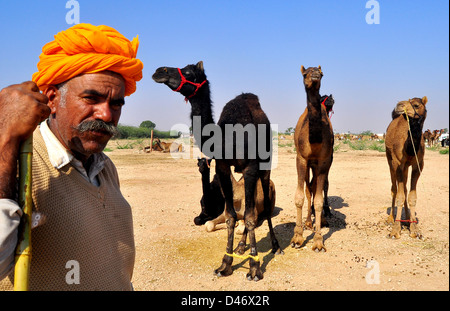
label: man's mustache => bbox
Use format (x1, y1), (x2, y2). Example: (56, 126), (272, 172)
(75, 120), (118, 137)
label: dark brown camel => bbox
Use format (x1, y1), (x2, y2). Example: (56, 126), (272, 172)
(152, 61), (282, 281)
(291, 65), (334, 252)
(195, 157), (276, 235)
(385, 97), (427, 239)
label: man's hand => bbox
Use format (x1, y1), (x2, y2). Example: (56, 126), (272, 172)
(0, 81), (50, 199)
(0, 81), (50, 144)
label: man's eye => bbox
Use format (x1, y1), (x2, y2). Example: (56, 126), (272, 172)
(84, 96), (97, 103)
(111, 102), (124, 110)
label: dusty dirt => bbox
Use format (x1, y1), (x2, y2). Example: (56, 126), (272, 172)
(106, 139), (449, 291)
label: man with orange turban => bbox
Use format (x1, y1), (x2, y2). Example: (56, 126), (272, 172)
(0, 24), (143, 290)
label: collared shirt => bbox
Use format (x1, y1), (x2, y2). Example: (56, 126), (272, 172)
(0, 120), (108, 279)
(40, 120), (107, 187)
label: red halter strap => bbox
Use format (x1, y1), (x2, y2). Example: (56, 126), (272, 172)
(321, 96), (329, 109)
(321, 96), (334, 118)
(173, 68), (207, 101)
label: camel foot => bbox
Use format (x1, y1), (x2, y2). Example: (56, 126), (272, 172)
(311, 234), (326, 252)
(290, 234), (305, 249)
(409, 223), (423, 240)
(205, 221), (215, 232)
(271, 239), (284, 255)
(246, 260), (263, 282)
(214, 256), (233, 277)
(388, 222), (401, 239)
(304, 220), (313, 230)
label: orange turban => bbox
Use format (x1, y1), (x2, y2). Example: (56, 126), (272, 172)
(32, 23), (143, 96)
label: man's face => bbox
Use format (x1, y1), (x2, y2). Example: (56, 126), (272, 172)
(46, 71), (125, 162)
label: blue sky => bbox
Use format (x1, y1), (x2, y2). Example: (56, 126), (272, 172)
(0, 0), (448, 134)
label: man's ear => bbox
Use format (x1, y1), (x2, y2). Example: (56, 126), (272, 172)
(44, 85), (59, 114)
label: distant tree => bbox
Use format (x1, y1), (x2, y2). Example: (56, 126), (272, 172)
(360, 130), (373, 136)
(285, 127), (295, 134)
(139, 120), (156, 129)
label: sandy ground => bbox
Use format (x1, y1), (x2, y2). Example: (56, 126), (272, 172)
(106, 139), (449, 292)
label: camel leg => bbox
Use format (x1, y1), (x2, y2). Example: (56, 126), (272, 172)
(234, 227), (247, 255)
(408, 160), (423, 239)
(323, 175), (331, 219)
(214, 164), (236, 277)
(323, 153), (333, 219)
(243, 167), (263, 281)
(292, 156), (307, 248)
(259, 169), (282, 255)
(388, 170), (397, 224)
(305, 169), (313, 229)
(389, 165), (407, 239)
(205, 214), (226, 232)
(320, 169), (330, 228)
(387, 153), (397, 224)
(312, 170), (327, 252)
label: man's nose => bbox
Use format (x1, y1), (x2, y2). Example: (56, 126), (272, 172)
(93, 101), (114, 123)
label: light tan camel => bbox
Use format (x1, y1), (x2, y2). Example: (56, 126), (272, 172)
(291, 65), (334, 252)
(385, 96), (427, 239)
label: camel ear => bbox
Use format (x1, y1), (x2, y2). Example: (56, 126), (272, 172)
(300, 65), (306, 75)
(422, 96), (428, 105)
(318, 65), (323, 75)
(196, 61), (204, 72)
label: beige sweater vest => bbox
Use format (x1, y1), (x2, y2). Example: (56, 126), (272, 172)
(1, 129), (135, 290)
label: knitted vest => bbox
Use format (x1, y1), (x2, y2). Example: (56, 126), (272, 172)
(1, 129), (135, 290)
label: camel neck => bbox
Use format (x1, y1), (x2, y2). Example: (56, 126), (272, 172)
(306, 89), (323, 120)
(305, 89), (325, 144)
(188, 85), (215, 153)
(405, 116), (425, 155)
(201, 170), (211, 195)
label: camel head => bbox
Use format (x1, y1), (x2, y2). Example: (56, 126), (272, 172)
(152, 61), (208, 100)
(194, 157), (224, 226)
(320, 94), (334, 114)
(393, 96), (427, 121)
(197, 157), (212, 175)
(301, 65), (323, 90)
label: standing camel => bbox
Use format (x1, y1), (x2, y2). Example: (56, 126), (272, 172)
(385, 97), (427, 239)
(291, 65), (334, 252)
(152, 61), (282, 281)
(195, 157), (276, 236)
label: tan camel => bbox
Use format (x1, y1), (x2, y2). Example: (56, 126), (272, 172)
(385, 97), (427, 239)
(291, 65), (334, 252)
(147, 138), (183, 153)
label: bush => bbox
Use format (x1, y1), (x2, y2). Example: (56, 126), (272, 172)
(115, 124), (179, 139)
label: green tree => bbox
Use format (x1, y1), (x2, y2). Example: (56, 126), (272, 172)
(285, 127), (294, 134)
(139, 120), (156, 129)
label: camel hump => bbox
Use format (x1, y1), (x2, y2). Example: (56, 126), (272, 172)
(236, 93), (261, 109)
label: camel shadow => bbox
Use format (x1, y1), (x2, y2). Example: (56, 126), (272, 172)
(278, 196), (348, 251)
(231, 206), (288, 273)
(234, 196), (348, 273)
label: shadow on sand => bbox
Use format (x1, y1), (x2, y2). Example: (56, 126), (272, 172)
(231, 196), (349, 273)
